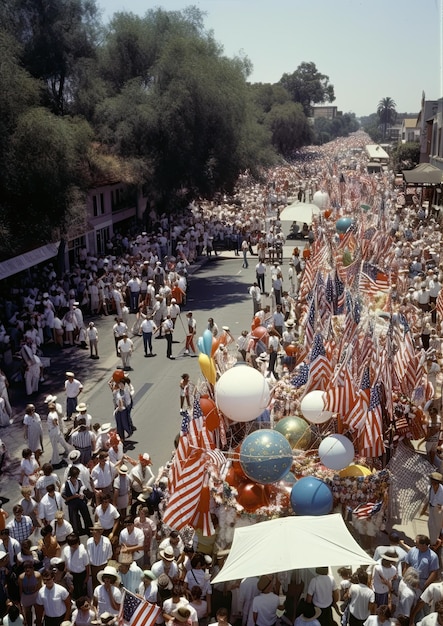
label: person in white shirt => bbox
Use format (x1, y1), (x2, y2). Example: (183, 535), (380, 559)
(38, 485), (64, 526)
(50, 511), (73, 546)
(46, 400), (70, 466)
(35, 568), (71, 626)
(94, 495), (120, 540)
(93, 566), (122, 616)
(306, 567), (339, 626)
(119, 516), (145, 567)
(62, 533), (90, 600)
(64, 372), (83, 420)
(252, 575), (280, 626)
(87, 522), (113, 590)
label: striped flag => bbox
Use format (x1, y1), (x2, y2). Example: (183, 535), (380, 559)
(359, 272), (390, 296)
(360, 384), (385, 458)
(119, 590), (161, 626)
(437, 288), (443, 321)
(345, 366), (370, 433)
(164, 396), (208, 530)
(304, 333), (333, 393)
(352, 501), (383, 520)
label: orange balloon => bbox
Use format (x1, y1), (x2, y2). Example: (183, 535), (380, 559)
(253, 325), (268, 345)
(237, 482), (268, 512)
(199, 395), (220, 432)
(112, 369), (125, 382)
(303, 248), (311, 259)
(324, 209), (332, 219)
(211, 337), (220, 357)
(225, 465), (247, 488)
(285, 344), (298, 357)
(339, 233), (345, 240)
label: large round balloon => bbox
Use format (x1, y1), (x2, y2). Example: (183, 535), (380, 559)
(199, 396), (220, 432)
(336, 217), (354, 233)
(236, 481), (268, 512)
(240, 429), (293, 484)
(313, 190), (329, 209)
(252, 326), (269, 345)
(275, 416), (311, 450)
(339, 464), (372, 478)
(215, 365), (270, 422)
(290, 476), (333, 516)
(318, 435), (355, 471)
(300, 390), (332, 424)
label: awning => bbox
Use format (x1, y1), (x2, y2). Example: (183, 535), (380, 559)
(0, 241), (60, 281)
(402, 163), (443, 185)
(212, 514), (374, 583)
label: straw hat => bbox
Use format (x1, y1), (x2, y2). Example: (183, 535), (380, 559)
(97, 566), (121, 586)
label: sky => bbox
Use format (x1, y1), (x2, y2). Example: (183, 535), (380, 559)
(98, 0), (443, 118)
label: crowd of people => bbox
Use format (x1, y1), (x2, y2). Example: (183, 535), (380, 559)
(2, 130), (443, 626)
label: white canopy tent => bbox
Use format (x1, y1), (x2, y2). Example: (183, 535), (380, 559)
(280, 202), (320, 224)
(212, 514), (374, 583)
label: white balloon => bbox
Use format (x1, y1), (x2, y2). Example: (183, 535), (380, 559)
(319, 435), (355, 471)
(215, 364), (270, 422)
(312, 190), (329, 209)
(300, 390), (332, 424)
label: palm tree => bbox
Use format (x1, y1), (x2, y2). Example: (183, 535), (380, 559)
(377, 97), (397, 140)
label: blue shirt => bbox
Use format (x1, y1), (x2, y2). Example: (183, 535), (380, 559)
(404, 547), (439, 588)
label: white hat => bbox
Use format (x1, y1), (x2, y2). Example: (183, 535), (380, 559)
(45, 394), (57, 403)
(159, 546), (175, 561)
(68, 450), (81, 462)
(65, 371), (75, 378)
(76, 402), (88, 412)
(97, 565), (121, 586)
(100, 423), (112, 434)
(171, 298), (177, 303)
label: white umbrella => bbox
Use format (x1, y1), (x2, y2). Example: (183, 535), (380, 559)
(212, 514), (374, 583)
(280, 202), (320, 224)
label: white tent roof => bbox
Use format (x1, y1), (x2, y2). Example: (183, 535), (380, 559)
(212, 514), (374, 583)
(280, 202), (320, 224)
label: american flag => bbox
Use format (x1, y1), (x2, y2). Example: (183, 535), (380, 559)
(303, 299), (316, 347)
(437, 288), (443, 321)
(304, 333), (332, 393)
(359, 272), (390, 296)
(164, 394), (208, 531)
(360, 384), (385, 458)
(345, 365), (370, 433)
(352, 501), (383, 519)
(119, 590), (161, 626)
(291, 362), (310, 388)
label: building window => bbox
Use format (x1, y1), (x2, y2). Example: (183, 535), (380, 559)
(100, 193), (105, 215)
(96, 227), (110, 254)
(93, 195), (98, 217)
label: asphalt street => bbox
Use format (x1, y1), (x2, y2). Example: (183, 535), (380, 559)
(0, 241), (428, 550)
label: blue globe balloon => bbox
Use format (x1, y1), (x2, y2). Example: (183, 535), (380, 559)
(240, 429), (293, 484)
(290, 476), (333, 515)
(335, 217), (354, 233)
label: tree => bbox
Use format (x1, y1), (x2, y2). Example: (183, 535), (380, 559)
(279, 62), (335, 116)
(2, 0), (101, 115)
(265, 101), (313, 156)
(377, 97), (397, 140)
(3, 108), (92, 252)
(313, 112), (359, 144)
(391, 142), (420, 173)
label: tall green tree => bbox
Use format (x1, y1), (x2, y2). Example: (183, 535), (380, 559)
(2, 0), (101, 115)
(279, 62), (335, 116)
(265, 101), (313, 156)
(4, 108), (92, 252)
(377, 97), (397, 140)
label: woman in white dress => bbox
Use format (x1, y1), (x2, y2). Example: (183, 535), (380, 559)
(23, 404), (43, 454)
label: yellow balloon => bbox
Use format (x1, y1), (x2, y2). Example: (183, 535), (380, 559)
(339, 464), (372, 478)
(198, 353), (216, 385)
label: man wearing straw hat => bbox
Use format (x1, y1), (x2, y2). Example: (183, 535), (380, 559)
(421, 472), (443, 547)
